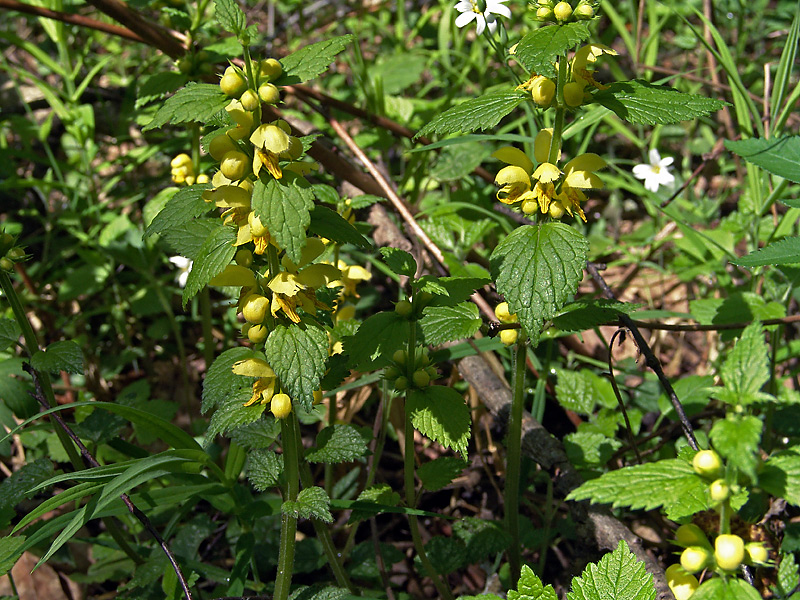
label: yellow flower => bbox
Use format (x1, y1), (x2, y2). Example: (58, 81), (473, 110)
(232, 357), (277, 406)
(329, 260), (371, 299)
(555, 153), (606, 222)
(226, 100), (254, 140)
(250, 124), (290, 179)
(571, 44), (617, 90)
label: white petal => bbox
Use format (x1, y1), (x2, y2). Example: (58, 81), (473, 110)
(632, 164), (653, 179)
(647, 148), (661, 165)
(454, 1), (473, 12)
(657, 171), (675, 186)
(169, 256), (192, 269)
(474, 14), (486, 35)
(177, 270), (189, 288)
(659, 155), (674, 168)
(455, 11), (476, 28)
(485, 14), (498, 33)
(644, 177), (660, 192)
(488, 2), (512, 18)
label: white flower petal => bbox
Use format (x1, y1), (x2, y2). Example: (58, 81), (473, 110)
(455, 11), (477, 28)
(632, 164), (653, 179)
(644, 177), (660, 192)
(454, 0), (473, 12)
(169, 256), (192, 269)
(474, 14), (486, 35)
(488, 3), (512, 18)
(647, 148), (661, 165)
(659, 155), (674, 167)
(486, 14), (498, 33)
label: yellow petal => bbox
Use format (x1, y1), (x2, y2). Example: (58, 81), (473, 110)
(533, 162), (561, 183)
(564, 152), (606, 173)
(232, 358), (276, 378)
(341, 264), (371, 282)
(495, 165), (531, 188)
(250, 124), (290, 154)
(235, 223), (254, 246)
(268, 272), (302, 296)
(284, 161), (318, 176)
(491, 147), (533, 174)
(564, 170), (604, 189)
(534, 128), (553, 163)
(281, 238), (327, 271)
(296, 263), (341, 289)
(204, 185), (251, 209)
(209, 264), (257, 288)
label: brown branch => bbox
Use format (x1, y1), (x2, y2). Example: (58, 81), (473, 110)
(630, 313), (800, 332)
(0, 0), (146, 43)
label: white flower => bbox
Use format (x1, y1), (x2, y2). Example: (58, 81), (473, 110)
(454, 0), (511, 36)
(632, 149), (675, 192)
(169, 256), (193, 288)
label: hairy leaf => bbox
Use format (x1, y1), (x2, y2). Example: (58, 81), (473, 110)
(690, 577), (762, 600)
(305, 425), (369, 464)
(252, 174), (314, 265)
(278, 36), (355, 85)
(143, 83), (230, 131)
(417, 457), (466, 491)
(553, 299), (638, 332)
(421, 536), (466, 575)
(348, 484), (402, 523)
(380, 247), (417, 277)
(725, 136), (800, 183)
(418, 90), (528, 138)
(135, 71), (187, 108)
(182, 222), (236, 306)
(145, 184), (213, 238)
(733, 236), (800, 267)
(0, 459), (53, 529)
(308, 205), (370, 248)
(0, 318), (20, 353)
(214, 0), (246, 35)
(283, 486), (333, 523)
(760, 447), (800, 506)
(719, 321), (771, 406)
(509, 565), (558, 600)
(710, 415), (762, 480)
(453, 517), (511, 564)
(567, 541), (656, 600)
(206, 394), (266, 442)
(264, 322), (328, 411)
(407, 386), (471, 456)
(776, 553), (800, 598)
(247, 449), (283, 491)
(0, 535), (26, 577)
(419, 302), (482, 346)
(344, 311), (410, 371)
(515, 23), (591, 78)
(31, 340), (83, 375)
(202, 347), (254, 413)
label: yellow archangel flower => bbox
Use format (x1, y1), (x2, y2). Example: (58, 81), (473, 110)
(226, 99), (255, 141)
(232, 357), (277, 406)
(329, 260), (371, 299)
(251, 124), (290, 179)
(571, 43), (617, 90)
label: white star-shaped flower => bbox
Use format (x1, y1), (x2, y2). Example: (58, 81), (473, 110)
(169, 256), (193, 288)
(454, 0), (511, 36)
(632, 149), (675, 192)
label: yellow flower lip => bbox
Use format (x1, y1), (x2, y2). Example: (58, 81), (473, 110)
(232, 357), (276, 378)
(533, 162), (561, 183)
(563, 153), (606, 189)
(250, 124), (290, 154)
(492, 146), (533, 174)
(495, 165), (531, 187)
(202, 185), (251, 208)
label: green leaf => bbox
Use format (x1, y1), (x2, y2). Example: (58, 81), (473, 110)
(420, 276), (491, 306)
(182, 222), (236, 306)
(206, 394), (266, 443)
(264, 322), (328, 411)
(229, 419), (280, 449)
(161, 218), (220, 260)
(567, 540), (655, 600)
(308, 205), (370, 248)
(30, 340), (83, 374)
(202, 347), (254, 413)
(690, 577), (762, 600)
(453, 517), (511, 564)
(710, 415), (762, 480)
(594, 80), (727, 125)
(417, 457), (466, 491)
(407, 386), (471, 456)
(0, 459), (53, 528)
(213, 0), (246, 36)
(305, 425), (369, 464)
(380, 247), (417, 277)
(514, 23), (591, 79)
(566, 457), (708, 515)
(776, 553), (800, 599)
(725, 136), (800, 183)
(143, 83), (230, 131)
(277, 35), (355, 85)
(564, 431), (622, 467)
(555, 369), (613, 415)
(718, 321), (771, 406)
(733, 236), (800, 267)
(508, 565), (558, 600)
(0, 318), (20, 353)
(347, 484), (402, 523)
(252, 174), (314, 265)
(135, 71), (187, 108)
(283, 486), (333, 523)
(247, 449), (283, 491)
(491, 223), (588, 344)
(419, 302), (482, 346)
(144, 184), (213, 238)
(761, 447), (800, 506)
(420, 536), (466, 575)
(417, 90), (528, 138)
(553, 299), (638, 332)
(344, 311), (409, 371)
(0, 535), (26, 577)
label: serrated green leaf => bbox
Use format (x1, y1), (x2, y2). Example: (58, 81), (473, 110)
(407, 386), (470, 456)
(566, 457), (707, 514)
(424, 276), (491, 306)
(380, 247), (417, 277)
(0, 318), (20, 353)
(594, 80), (727, 125)
(719, 321), (770, 406)
(508, 565), (557, 600)
(0, 534), (26, 576)
(264, 322), (328, 411)
(491, 223), (588, 344)
(283, 486), (333, 522)
(136, 71), (187, 108)
(564, 431), (622, 467)
(344, 310), (409, 371)
(206, 393), (266, 442)
(567, 540), (655, 600)
(202, 347), (254, 413)
(710, 415), (762, 480)
(690, 577), (762, 600)
(305, 425), (369, 464)
(308, 205), (370, 248)
(420, 536), (466, 575)
(733, 236), (800, 267)
(555, 369), (602, 415)
(453, 517), (511, 564)
(252, 174), (313, 265)
(277, 36), (355, 85)
(515, 23), (591, 79)
(182, 222), (236, 306)
(553, 299), (638, 332)
(161, 218), (220, 260)
(418, 90), (527, 138)
(143, 83), (230, 131)
(417, 457), (466, 491)
(725, 136), (800, 183)
(0, 459), (53, 528)
(144, 184), (213, 238)
(419, 302), (481, 346)
(348, 484), (402, 523)
(229, 419), (280, 449)
(777, 553), (800, 598)
(247, 449), (283, 491)
(761, 447), (800, 506)
(30, 340), (84, 375)
(214, 0), (246, 35)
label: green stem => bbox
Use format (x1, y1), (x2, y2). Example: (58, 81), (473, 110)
(199, 287), (215, 370)
(274, 414), (301, 600)
(548, 58), (569, 165)
(506, 336), (527, 585)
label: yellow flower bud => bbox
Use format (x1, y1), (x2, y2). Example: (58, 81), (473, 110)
(745, 542), (769, 565)
(563, 81), (585, 107)
(220, 67), (246, 97)
(548, 201), (566, 219)
(494, 302), (517, 323)
(709, 479), (729, 503)
(196, 174), (210, 184)
(500, 329), (519, 345)
(553, 1), (573, 21)
(235, 248), (254, 267)
(247, 324), (268, 343)
(240, 89), (260, 111)
(675, 524), (709, 548)
(271, 393), (292, 418)
(242, 294), (269, 324)
(680, 546), (711, 574)
(531, 76), (556, 107)
(208, 134), (237, 161)
(693, 449), (723, 479)
(665, 564), (699, 600)
(574, 3), (594, 18)
(412, 369), (431, 388)
(258, 83), (280, 105)
(313, 390), (324, 405)
(220, 150), (250, 181)
(248, 212), (268, 237)
(714, 534), (745, 571)
(536, 6), (554, 20)
(259, 58), (283, 82)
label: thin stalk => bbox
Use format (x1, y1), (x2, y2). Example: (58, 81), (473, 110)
(548, 57), (569, 165)
(274, 413), (301, 600)
(506, 336), (527, 584)
(199, 287), (215, 369)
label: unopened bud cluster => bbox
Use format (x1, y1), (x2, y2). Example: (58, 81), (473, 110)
(532, 0), (598, 23)
(494, 302), (519, 346)
(384, 348), (438, 391)
(0, 233), (25, 271)
(220, 58), (283, 107)
(170, 153), (209, 185)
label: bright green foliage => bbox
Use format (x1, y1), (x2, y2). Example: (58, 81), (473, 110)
(508, 565), (558, 600)
(348, 484), (403, 523)
(136, 71), (187, 108)
(717, 321), (771, 406)
(775, 553), (800, 599)
(552, 299), (637, 333)
(564, 431), (622, 467)
(725, 136), (800, 183)
(283, 486), (333, 523)
(264, 322), (328, 410)
(207, 393), (266, 441)
(380, 247), (417, 277)
(407, 386), (471, 456)
(555, 369), (615, 415)
(252, 174), (314, 265)
(246, 449), (283, 491)
(305, 425), (369, 464)
(277, 36), (355, 85)
(594, 80), (727, 125)
(182, 223), (237, 305)
(760, 447), (800, 506)
(418, 276), (491, 306)
(417, 456), (467, 491)
(202, 347), (254, 413)
(734, 237), (800, 267)
(144, 185), (212, 239)
(514, 23), (591, 79)
(491, 223), (588, 344)
(689, 577), (762, 600)
(162, 218), (221, 260)
(0, 318), (20, 352)
(567, 541), (655, 600)
(30, 340), (84, 374)
(143, 83), (230, 131)
(418, 90), (528, 138)
(709, 415), (762, 480)
(213, 0), (246, 37)
(453, 518), (511, 565)
(0, 459), (53, 528)
(308, 205), (370, 248)
(345, 311), (410, 371)
(419, 303), (482, 345)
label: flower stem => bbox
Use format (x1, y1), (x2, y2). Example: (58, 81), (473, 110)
(274, 413), (301, 600)
(548, 56), (570, 165)
(506, 334), (527, 585)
